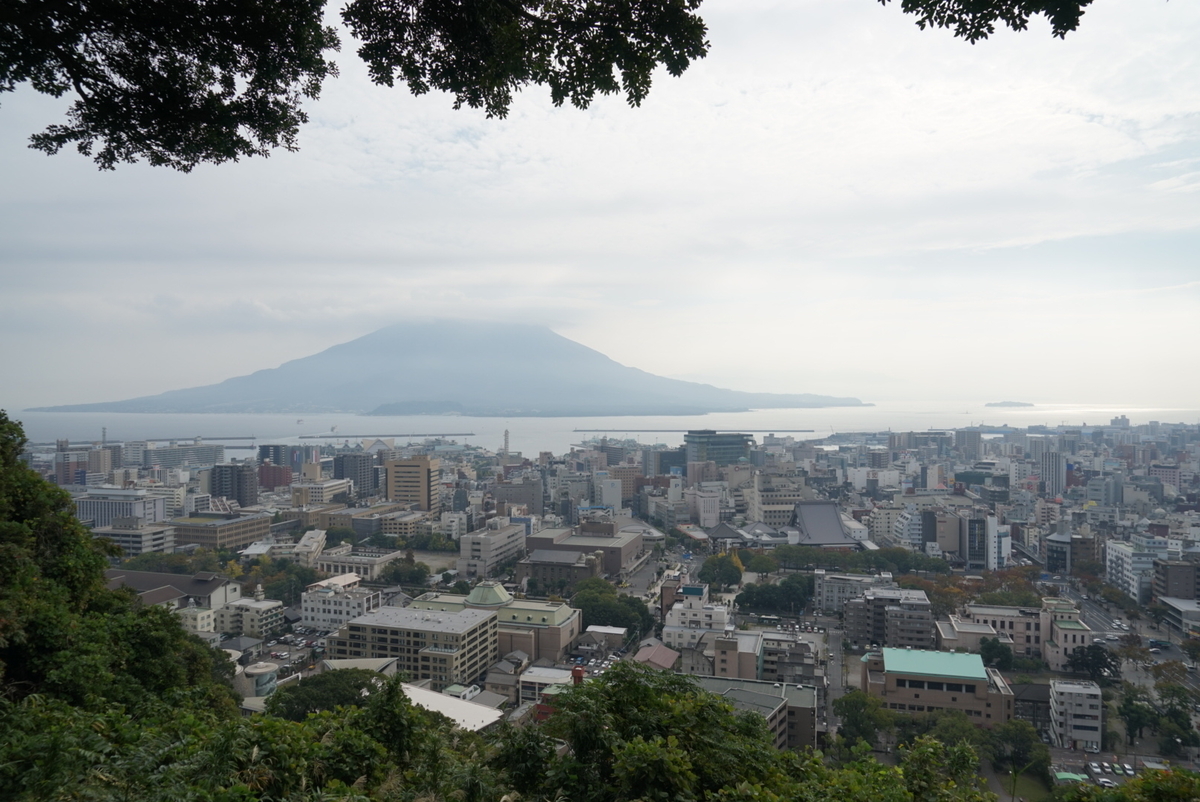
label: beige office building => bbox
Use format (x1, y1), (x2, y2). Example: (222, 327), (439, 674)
(862, 648), (1013, 727)
(326, 606), (498, 692)
(172, 512), (272, 551)
(384, 456), (441, 514)
(410, 581), (582, 663)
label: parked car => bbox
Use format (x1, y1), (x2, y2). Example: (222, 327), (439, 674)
(1096, 778), (1118, 788)
(1088, 763), (1102, 775)
(1122, 764), (1134, 776)
(1101, 762), (1112, 774)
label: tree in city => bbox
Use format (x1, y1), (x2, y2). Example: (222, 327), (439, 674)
(697, 553), (743, 590)
(1064, 643), (1120, 683)
(894, 709), (992, 765)
(1115, 632), (1151, 667)
(1117, 684), (1156, 744)
(746, 553), (779, 580)
(832, 689), (894, 748)
(736, 572), (813, 615)
(990, 719), (1051, 791)
(980, 636), (1015, 671)
(380, 558), (432, 586)
(571, 577), (654, 635)
(264, 667), (383, 721)
(1150, 660), (1189, 688)
(3, 0), (1111, 171)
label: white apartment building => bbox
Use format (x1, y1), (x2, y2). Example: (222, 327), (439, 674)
(684, 487), (720, 528)
(302, 574), (382, 631)
(892, 505), (922, 549)
(1049, 680), (1102, 753)
(661, 584), (734, 651)
(1105, 532), (1171, 604)
(75, 487), (167, 529)
(456, 518), (526, 578)
(214, 596), (284, 639)
(812, 569), (896, 614)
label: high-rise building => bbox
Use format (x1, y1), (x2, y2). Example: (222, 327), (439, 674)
(210, 463), (259, 507)
(955, 430), (982, 461)
(384, 455), (441, 514)
(334, 453), (377, 498)
(54, 451), (89, 485)
(683, 430), (753, 466)
(1040, 451), (1066, 498)
(257, 444), (288, 466)
(257, 461), (293, 490)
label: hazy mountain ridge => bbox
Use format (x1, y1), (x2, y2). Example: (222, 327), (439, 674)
(30, 322), (867, 416)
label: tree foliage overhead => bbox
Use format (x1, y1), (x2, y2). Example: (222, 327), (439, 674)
(0, 0), (340, 171)
(2, 0), (1108, 170)
(879, 0), (1092, 43)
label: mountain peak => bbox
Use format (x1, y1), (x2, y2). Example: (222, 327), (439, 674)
(30, 322), (865, 416)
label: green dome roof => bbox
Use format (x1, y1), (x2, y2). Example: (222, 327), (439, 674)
(465, 580), (513, 608)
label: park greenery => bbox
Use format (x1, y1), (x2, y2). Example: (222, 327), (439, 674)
(736, 574), (814, 616)
(3, 0), (1110, 171)
(570, 576), (655, 636)
(770, 544), (951, 576)
(121, 544), (321, 605)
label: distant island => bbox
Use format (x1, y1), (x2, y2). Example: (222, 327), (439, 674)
(30, 320), (868, 417)
(985, 401), (1034, 407)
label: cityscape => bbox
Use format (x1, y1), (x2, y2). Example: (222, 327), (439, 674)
(8, 412), (1200, 799)
(3, 0), (1200, 799)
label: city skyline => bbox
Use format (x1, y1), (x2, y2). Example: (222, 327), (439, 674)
(2, 0), (1199, 410)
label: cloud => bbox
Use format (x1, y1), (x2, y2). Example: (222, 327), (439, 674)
(2, 0), (1200, 410)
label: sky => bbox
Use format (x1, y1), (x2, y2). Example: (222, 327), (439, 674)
(2, 0), (1199, 412)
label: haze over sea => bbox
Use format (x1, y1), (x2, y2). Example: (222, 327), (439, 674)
(17, 403), (1200, 456)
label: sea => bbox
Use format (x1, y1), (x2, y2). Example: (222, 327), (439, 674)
(13, 403), (1200, 456)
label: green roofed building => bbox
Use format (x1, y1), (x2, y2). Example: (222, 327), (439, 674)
(861, 647), (1013, 728)
(410, 580), (582, 664)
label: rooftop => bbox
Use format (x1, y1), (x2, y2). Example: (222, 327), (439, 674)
(347, 606), (494, 634)
(400, 683), (503, 731)
(880, 648), (989, 681)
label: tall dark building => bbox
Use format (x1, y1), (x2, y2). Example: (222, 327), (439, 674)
(258, 444), (288, 466)
(334, 453), (376, 498)
(683, 430), (753, 466)
(211, 463), (259, 507)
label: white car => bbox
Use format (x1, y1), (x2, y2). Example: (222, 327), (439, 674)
(1096, 778), (1118, 788)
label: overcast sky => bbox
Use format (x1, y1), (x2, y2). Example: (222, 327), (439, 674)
(2, 0), (1199, 411)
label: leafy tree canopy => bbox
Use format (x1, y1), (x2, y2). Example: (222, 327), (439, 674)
(264, 667), (383, 721)
(2, 0), (1102, 170)
(697, 553), (743, 590)
(571, 577), (654, 634)
(0, 410), (237, 715)
(1064, 643), (1120, 683)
